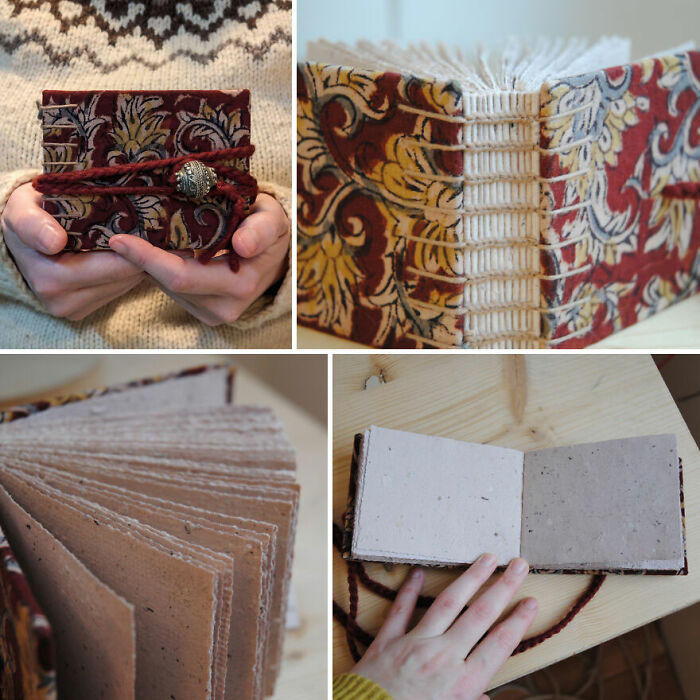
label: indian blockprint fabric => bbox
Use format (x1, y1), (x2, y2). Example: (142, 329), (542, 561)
(297, 63), (470, 348)
(298, 51), (700, 349)
(539, 50), (700, 348)
(40, 89), (253, 253)
(0, 530), (56, 700)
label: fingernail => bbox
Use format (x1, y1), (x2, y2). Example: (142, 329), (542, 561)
(411, 568), (424, 582)
(523, 597), (538, 611)
(510, 558), (528, 575)
(39, 223), (62, 254)
(109, 236), (125, 251)
(479, 553), (497, 567)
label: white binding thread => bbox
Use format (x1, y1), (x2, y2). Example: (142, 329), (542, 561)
(536, 168), (591, 183)
(538, 233), (589, 250)
(547, 325), (593, 345)
(403, 138), (537, 153)
(405, 331), (541, 348)
(397, 104), (537, 124)
(404, 168), (591, 185)
(404, 333), (461, 349)
(538, 136), (593, 154)
(396, 101), (596, 348)
(407, 296), (591, 316)
(397, 233), (538, 249)
(537, 264), (591, 280)
(536, 100), (597, 121)
(547, 199), (591, 215)
(402, 136), (592, 154)
(38, 104), (78, 110)
(407, 267), (570, 284)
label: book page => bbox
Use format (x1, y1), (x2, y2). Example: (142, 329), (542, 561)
(10, 365), (232, 423)
(521, 435), (685, 570)
(351, 426), (523, 565)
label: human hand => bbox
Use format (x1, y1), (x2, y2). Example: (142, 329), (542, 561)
(351, 555), (538, 700)
(108, 193), (290, 326)
(1, 183), (145, 320)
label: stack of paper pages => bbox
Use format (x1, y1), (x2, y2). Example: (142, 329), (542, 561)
(0, 365), (299, 700)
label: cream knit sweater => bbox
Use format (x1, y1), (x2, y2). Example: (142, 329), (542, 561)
(0, 1), (292, 349)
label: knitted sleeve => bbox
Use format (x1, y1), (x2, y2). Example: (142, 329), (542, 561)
(0, 169), (46, 312)
(333, 673), (393, 700)
(232, 179), (292, 328)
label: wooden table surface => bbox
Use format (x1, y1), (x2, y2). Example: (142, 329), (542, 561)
(0, 355), (328, 700)
(332, 354), (700, 688)
(299, 293), (700, 349)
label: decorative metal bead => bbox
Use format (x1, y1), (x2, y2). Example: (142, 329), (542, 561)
(175, 160), (218, 199)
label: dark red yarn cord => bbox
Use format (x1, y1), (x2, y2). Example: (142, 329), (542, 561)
(32, 145), (258, 270)
(333, 523), (605, 662)
(662, 182), (700, 199)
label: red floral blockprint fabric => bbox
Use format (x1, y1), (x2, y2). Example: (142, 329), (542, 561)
(539, 51), (700, 347)
(40, 89), (253, 253)
(0, 530), (56, 700)
(297, 64), (469, 348)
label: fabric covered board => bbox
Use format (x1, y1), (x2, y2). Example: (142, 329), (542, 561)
(38, 89), (256, 254)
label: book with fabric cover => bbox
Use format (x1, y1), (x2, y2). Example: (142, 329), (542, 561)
(297, 38), (700, 348)
(35, 90), (257, 264)
(343, 426), (687, 575)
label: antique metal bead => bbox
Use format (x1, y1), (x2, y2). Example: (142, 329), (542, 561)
(175, 160), (218, 199)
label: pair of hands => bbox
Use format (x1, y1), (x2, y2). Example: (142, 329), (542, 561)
(2, 184), (290, 324)
(352, 555), (537, 700)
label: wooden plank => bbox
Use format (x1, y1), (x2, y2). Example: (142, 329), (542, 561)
(332, 354), (700, 688)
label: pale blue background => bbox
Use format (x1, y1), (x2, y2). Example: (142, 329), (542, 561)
(298, 0), (700, 60)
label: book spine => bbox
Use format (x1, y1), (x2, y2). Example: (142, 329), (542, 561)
(458, 91), (542, 348)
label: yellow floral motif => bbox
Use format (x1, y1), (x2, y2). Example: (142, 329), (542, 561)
(108, 95), (169, 163)
(298, 230), (364, 332)
(169, 209), (190, 248)
(543, 82), (648, 177)
(297, 62), (465, 344)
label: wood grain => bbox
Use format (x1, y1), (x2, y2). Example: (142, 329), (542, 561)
(332, 354), (700, 688)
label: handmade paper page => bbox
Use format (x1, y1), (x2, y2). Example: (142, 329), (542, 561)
(521, 435), (685, 571)
(0, 365), (234, 425)
(350, 426), (524, 565)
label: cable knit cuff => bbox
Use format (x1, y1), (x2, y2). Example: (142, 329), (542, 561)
(233, 180), (292, 329)
(333, 674), (393, 700)
(0, 169), (46, 312)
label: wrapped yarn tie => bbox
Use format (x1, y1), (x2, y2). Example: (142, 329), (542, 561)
(32, 145), (258, 271)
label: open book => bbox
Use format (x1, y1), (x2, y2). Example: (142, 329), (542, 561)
(0, 365), (299, 700)
(298, 38), (700, 349)
(343, 426), (686, 574)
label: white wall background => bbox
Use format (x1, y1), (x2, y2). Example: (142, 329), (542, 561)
(298, 0), (700, 60)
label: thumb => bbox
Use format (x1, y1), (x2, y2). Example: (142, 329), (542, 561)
(3, 183), (67, 255)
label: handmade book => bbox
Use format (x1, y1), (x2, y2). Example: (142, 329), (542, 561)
(343, 426), (687, 574)
(35, 90), (257, 262)
(298, 38), (700, 348)
(0, 365), (299, 700)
